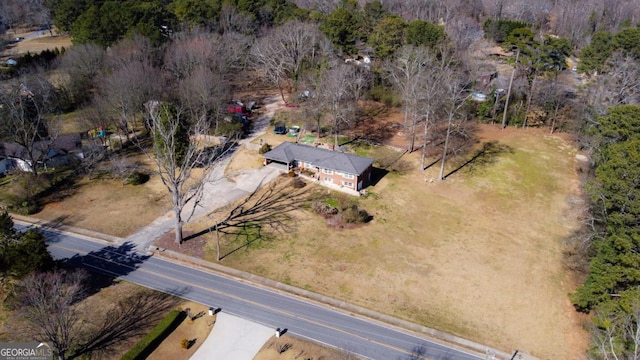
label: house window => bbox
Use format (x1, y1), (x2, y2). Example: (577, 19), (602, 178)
(324, 177), (333, 183)
(343, 173), (354, 179)
(322, 168), (334, 175)
(342, 181), (354, 187)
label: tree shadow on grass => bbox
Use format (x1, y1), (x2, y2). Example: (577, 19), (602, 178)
(443, 141), (513, 180)
(183, 179), (317, 260)
(71, 288), (186, 360)
(56, 239), (190, 359)
(39, 214), (85, 230)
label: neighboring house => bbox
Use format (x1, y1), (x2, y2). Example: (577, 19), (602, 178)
(0, 156), (13, 175)
(262, 142), (374, 194)
(0, 133), (84, 173)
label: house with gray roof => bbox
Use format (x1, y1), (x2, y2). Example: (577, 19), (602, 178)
(262, 142), (374, 194)
(0, 133), (84, 173)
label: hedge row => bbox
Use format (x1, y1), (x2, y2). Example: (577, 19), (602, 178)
(120, 309), (185, 360)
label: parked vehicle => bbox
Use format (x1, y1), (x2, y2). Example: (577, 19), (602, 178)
(289, 126), (301, 136)
(273, 124), (287, 135)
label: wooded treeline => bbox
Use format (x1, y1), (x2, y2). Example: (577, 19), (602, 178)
(2, 0), (639, 50)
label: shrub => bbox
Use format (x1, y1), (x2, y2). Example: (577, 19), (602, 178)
(180, 338), (190, 349)
(258, 143), (272, 154)
(216, 120), (244, 137)
(125, 171), (150, 185)
(301, 169), (315, 177)
(287, 170), (295, 177)
(121, 309), (185, 360)
(342, 205), (371, 223)
(369, 85), (401, 107)
(312, 201), (338, 215)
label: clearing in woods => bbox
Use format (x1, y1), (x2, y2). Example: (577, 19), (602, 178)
(185, 122), (589, 359)
(8, 80), (588, 358)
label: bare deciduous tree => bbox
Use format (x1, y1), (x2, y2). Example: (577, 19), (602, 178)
(177, 65), (229, 135)
(165, 31), (249, 92)
(251, 38), (291, 103)
(437, 67), (471, 181)
(0, 0), (50, 33)
(218, 31), (254, 72)
(218, 3), (255, 35)
(601, 54), (640, 106)
(12, 270), (87, 360)
(418, 46), (457, 171)
(584, 54), (640, 116)
(300, 72), (328, 137)
(251, 21), (330, 103)
(319, 62), (358, 147)
(104, 34), (160, 70)
(272, 21), (327, 85)
(291, 0), (340, 14)
(96, 58), (163, 139)
(76, 289), (179, 358)
(164, 32), (222, 79)
(0, 76), (61, 176)
(591, 299), (640, 360)
(386, 45), (431, 153)
(146, 102), (229, 245)
(164, 31), (237, 136)
(59, 42), (105, 101)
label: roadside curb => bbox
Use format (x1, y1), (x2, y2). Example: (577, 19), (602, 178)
(10, 213), (124, 244)
(152, 247), (513, 360)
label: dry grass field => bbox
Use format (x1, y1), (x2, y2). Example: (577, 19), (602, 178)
(147, 302), (214, 360)
(33, 155), (171, 237)
(188, 124), (588, 359)
(1, 31), (72, 58)
(0, 279), (185, 359)
(254, 335), (355, 360)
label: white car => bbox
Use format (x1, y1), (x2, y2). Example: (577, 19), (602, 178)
(289, 126), (301, 135)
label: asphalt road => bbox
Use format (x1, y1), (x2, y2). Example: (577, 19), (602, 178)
(20, 224), (483, 360)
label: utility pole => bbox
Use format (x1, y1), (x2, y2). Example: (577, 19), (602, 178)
(501, 48), (520, 129)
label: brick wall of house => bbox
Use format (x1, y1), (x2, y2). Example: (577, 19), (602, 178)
(319, 168), (358, 190)
(294, 161), (371, 191)
(296, 160), (366, 191)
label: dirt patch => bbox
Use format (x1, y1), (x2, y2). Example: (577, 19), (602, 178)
(156, 230), (206, 258)
(147, 302), (215, 360)
(350, 101), (407, 149)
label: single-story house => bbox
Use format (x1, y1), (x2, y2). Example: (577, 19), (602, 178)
(0, 133), (84, 173)
(262, 142), (374, 193)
